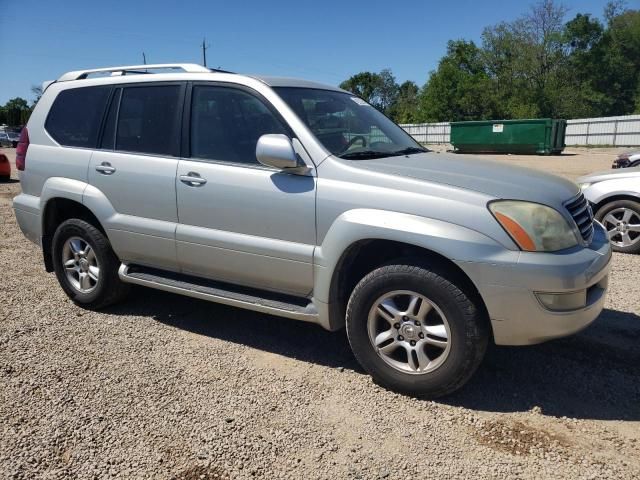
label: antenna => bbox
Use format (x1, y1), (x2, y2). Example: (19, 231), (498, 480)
(142, 52), (147, 65)
(201, 38), (210, 67)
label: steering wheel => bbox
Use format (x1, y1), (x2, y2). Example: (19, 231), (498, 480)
(340, 135), (367, 153)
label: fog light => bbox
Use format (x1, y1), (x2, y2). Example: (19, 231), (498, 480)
(536, 290), (587, 312)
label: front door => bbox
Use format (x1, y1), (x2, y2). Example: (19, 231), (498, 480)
(175, 84), (316, 296)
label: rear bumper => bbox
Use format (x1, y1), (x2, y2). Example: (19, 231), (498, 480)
(457, 222), (612, 346)
(13, 193), (41, 246)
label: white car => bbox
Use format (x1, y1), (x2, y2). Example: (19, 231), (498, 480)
(579, 168), (640, 253)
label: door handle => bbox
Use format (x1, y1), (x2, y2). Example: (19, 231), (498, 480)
(179, 172), (207, 186)
(95, 162), (116, 175)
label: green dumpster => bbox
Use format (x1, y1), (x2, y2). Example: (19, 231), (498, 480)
(450, 119), (566, 155)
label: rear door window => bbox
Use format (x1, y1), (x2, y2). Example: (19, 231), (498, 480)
(116, 85), (182, 156)
(45, 86), (111, 148)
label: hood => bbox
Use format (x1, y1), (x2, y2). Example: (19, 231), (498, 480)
(578, 166), (640, 184)
(348, 152), (579, 205)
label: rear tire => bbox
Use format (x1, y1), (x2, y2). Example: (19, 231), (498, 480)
(52, 219), (129, 308)
(595, 200), (640, 254)
(346, 261), (488, 398)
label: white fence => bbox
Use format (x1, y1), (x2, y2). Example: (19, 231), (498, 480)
(399, 122), (450, 144)
(565, 115), (640, 146)
(400, 114), (640, 146)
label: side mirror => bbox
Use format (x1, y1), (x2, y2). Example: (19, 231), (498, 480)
(256, 134), (301, 170)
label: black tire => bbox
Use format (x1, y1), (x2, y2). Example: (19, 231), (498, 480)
(0, 175), (9, 182)
(346, 261), (489, 398)
(595, 200), (640, 254)
(52, 218), (129, 308)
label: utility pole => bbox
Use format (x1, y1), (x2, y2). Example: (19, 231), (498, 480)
(201, 38), (210, 67)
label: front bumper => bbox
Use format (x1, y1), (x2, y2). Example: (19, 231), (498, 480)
(457, 222), (612, 346)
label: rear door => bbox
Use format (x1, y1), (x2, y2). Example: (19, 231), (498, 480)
(88, 83), (185, 270)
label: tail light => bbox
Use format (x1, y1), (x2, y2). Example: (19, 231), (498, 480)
(15, 127), (29, 171)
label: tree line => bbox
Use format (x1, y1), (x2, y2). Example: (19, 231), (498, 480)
(339, 0), (640, 124)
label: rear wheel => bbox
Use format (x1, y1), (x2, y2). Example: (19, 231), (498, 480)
(596, 200), (640, 254)
(52, 219), (129, 308)
(346, 261), (488, 398)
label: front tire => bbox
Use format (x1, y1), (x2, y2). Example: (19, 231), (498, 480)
(52, 219), (129, 308)
(346, 262), (488, 398)
(595, 200), (640, 254)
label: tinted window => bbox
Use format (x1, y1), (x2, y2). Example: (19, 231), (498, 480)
(116, 85), (181, 156)
(190, 86), (288, 164)
(46, 87), (111, 148)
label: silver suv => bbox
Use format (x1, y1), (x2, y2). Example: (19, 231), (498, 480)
(13, 64), (612, 397)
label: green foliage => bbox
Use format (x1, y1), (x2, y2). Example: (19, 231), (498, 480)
(339, 69), (399, 115)
(340, 0), (640, 124)
(0, 97), (31, 126)
(418, 40), (498, 122)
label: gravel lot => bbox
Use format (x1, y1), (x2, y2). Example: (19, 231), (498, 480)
(1, 147), (639, 479)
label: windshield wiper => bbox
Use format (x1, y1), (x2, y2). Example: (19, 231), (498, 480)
(392, 146), (429, 156)
(339, 150), (396, 160)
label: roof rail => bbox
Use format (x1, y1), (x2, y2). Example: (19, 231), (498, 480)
(57, 63), (213, 82)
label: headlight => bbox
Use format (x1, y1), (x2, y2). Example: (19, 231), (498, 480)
(578, 182), (591, 190)
(489, 200), (579, 252)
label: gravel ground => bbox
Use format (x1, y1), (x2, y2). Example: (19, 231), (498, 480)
(1, 147), (639, 479)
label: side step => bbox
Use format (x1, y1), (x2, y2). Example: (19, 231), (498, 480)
(119, 264), (319, 323)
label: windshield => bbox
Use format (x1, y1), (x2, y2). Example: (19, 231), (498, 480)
(274, 87), (426, 160)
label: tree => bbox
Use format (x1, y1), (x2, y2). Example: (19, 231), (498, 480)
(480, 0), (573, 118)
(340, 72), (383, 106)
(418, 40), (497, 121)
(389, 81), (420, 123)
(3, 98), (30, 126)
(338, 0), (640, 123)
(339, 69), (399, 115)
(31, 85), (43, 106)
(376, 69), (400, 114)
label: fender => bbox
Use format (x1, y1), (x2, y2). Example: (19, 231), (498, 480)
(40, 176), (87, 215)
(313, 208), (515, 304)
(592, 190), (640, 207)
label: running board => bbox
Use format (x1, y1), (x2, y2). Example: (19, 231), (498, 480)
(118, 264), (319, 323)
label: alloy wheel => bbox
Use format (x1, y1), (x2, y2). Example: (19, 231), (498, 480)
(367, 290), (451, 374)
(602, 208), (640, 248)
(62, 236), (100, 293)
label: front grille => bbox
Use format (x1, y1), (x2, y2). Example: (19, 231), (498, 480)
(564, 192), (594, 243)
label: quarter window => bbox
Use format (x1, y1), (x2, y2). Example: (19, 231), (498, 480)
(190, 86), (288, 164)
(116, 85), (181, 156)
(45, 86), (111, 148)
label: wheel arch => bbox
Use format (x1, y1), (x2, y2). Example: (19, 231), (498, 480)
(315, 209), (502, 331)
(593, 193), (640, 214)
(41, 197), (107, 272)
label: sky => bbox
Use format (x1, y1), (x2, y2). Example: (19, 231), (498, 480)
(0, 0), (615, 104)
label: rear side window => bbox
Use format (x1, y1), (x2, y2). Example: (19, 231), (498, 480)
(45, 87), (111, 148)
(116, 85), (181, 156)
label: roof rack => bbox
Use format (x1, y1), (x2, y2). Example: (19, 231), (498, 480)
(57, 63), (214, 82)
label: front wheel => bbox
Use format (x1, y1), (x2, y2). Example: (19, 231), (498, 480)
(595, 200), (640, 254)
(52, 218), (129, 309)
(346, 262), (488, 398)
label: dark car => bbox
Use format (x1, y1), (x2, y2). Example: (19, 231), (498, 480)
(612, 151), (640, 169)
(6, 131), (20, 147)
(0, 132), (13, 148)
